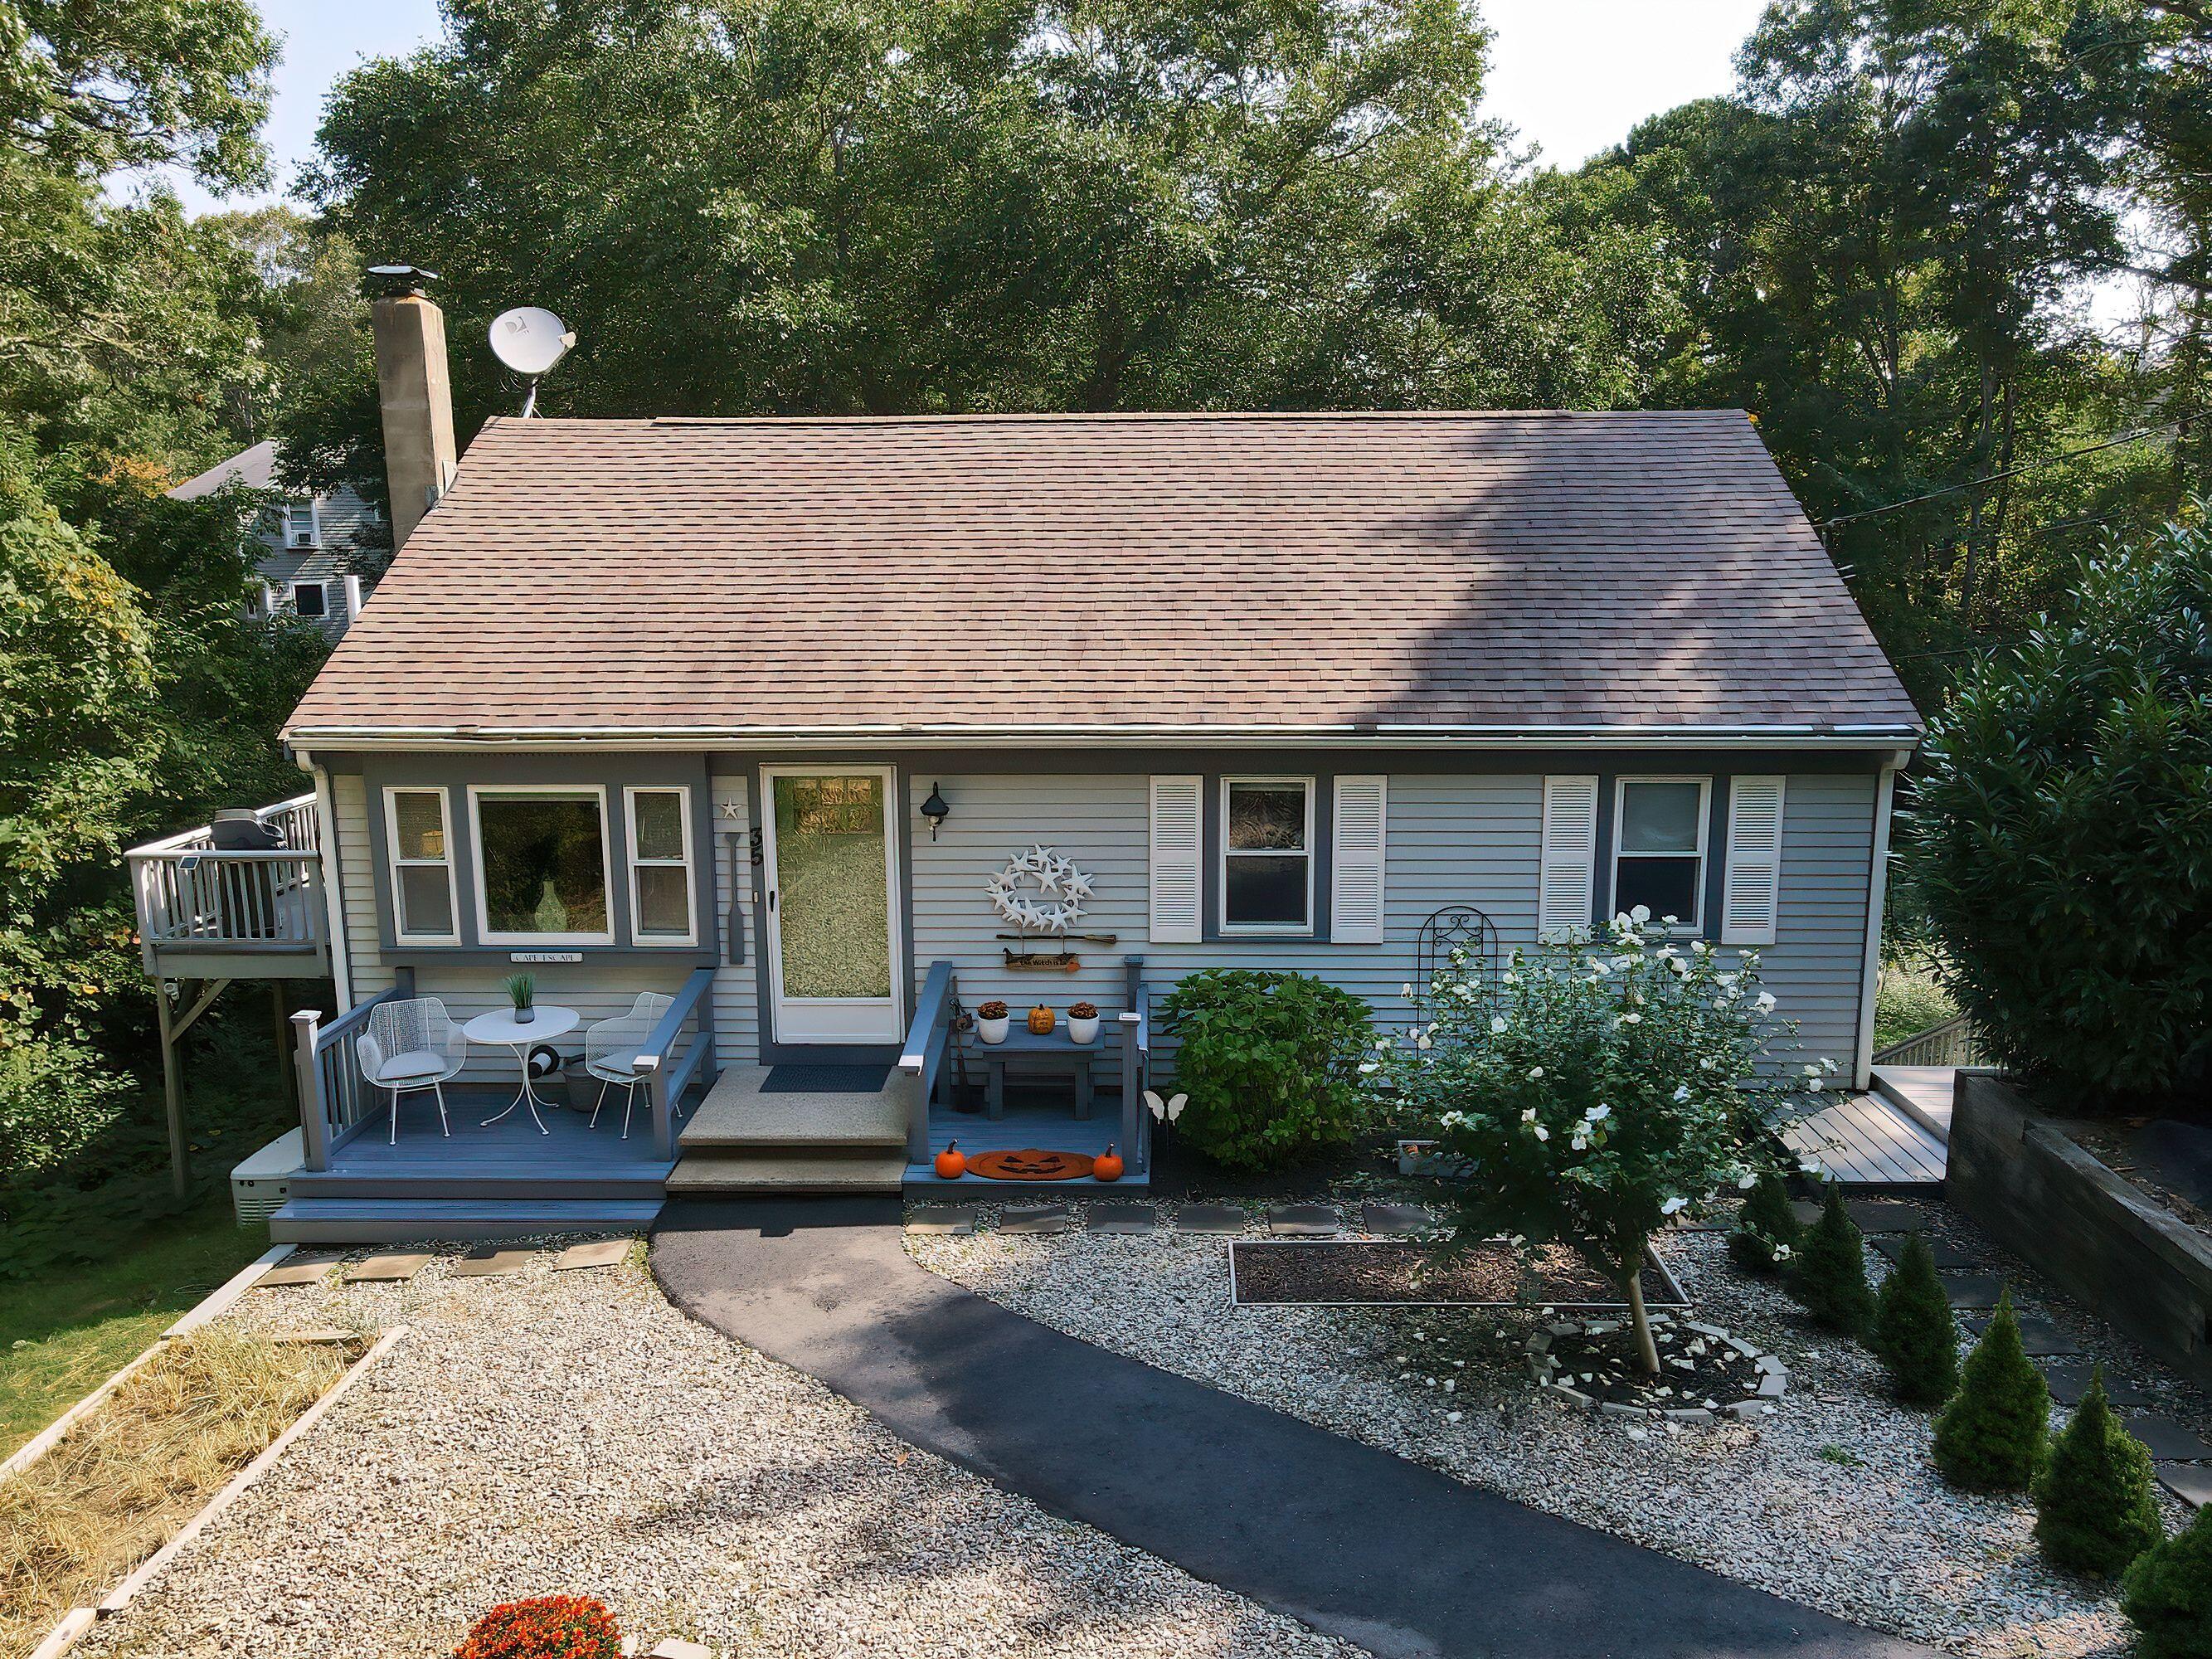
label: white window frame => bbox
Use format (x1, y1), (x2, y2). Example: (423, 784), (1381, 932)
(383, 786), (459, 946)
(1610, 775), (1712, 933)
(1218, 776), (1316, 937)
(467, 783), (616, 946)
(289, 579), (329, 618)
(284, 499), (320, 547)
(624, 785), (698, 947)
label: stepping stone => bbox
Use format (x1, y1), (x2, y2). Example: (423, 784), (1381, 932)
(1266, 1204), (1344, 1237)
(648, 1641), (712, 1659)
(1938, 1273), (2009, 1310)
(255, 1256), (340, 1288)
(554, 1239), (632, 1271)
(1874, 1234), (1978, 1270)
(1361, 1201), (1439, 1237)
(905, 1205), (978, 1235)
(2120, 1413), (2212, 1461)
(2156, 1463), (2212, 1507)
(1089, 1203), (1161, 1234)
(452, 1247), (532, 1278)
(1173, 1203), (1248, 1235)
(2039, 1361), (2152, 1408)
(345, 1252), (431, 1283)
(999, 1205), (1071, 1235)
(1789, 1199), (1823, 1228)
(1958, 1312), (2083, 1356)
(1845, 1199), (1928, 1234)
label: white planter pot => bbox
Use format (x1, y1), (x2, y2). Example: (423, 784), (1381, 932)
(1067, 1015), (1100, 1045)
(976, 1016), (1010, 1045)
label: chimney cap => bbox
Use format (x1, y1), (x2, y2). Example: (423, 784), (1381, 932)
(367, 263), (439, 295)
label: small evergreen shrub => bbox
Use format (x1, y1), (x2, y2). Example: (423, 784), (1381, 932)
(1870, 1233), (1961, 1407)
(2123, 1502), (2212, 1659)
(2035, 1367), (2164, 1577)
(454, 1596), (621, 1659)
(1159, 970), (1373, 1170)
(1728, 1170), (1801, 1275)
(1932, 1292), (2051, 1491)
(1790, 1185), (1874, 1335)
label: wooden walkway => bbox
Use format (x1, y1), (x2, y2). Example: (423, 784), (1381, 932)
(1782, 1091), (1947, 1189)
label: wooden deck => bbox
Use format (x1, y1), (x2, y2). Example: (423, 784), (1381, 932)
(1782, 1090), (1947, 1189)
(1870, 1065), (1956, 1144)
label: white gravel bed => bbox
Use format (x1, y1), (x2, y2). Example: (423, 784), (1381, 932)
(71, 1241), (1366, 1659)
(909, 1206), (2168, 1659)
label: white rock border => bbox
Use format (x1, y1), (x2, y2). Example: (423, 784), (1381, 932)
(1526, 1315), (1787, 1424)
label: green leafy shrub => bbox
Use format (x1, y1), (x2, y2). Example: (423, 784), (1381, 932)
(2124, 1503), (2212, 1659)
(1932, 1292), (2051, 1490)
(1873, 955), (1959, 1052)
(1159, 970), (1372, 1170)
(1376, 914), (1825, 1374)
(2035, 1367), (2164, 1577)
(1870, 1233), (1961, 1406)
(1911, 516), (2212, 1105)
(1728, 1170), (1801, 1274)
(1791, 1186), (1874, 1335)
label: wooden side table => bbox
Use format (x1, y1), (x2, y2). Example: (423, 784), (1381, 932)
(963, 1025), (1106, 1120)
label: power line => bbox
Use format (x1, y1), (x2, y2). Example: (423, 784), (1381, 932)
(1812, 408), (2205, 533)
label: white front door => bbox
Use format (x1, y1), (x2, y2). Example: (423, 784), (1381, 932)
(761, 766), (903, 1044)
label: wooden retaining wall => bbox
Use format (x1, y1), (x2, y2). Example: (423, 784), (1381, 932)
(1950, 1071), (2212, 1389)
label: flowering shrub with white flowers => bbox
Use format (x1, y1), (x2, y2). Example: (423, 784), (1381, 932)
(1370, 908), (1835, 1374)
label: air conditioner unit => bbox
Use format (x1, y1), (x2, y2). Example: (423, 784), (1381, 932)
(231, 1126), (305, 1225)
(292, 530), (317, 547)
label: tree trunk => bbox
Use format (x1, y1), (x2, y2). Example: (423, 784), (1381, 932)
(1623, 1248), (1660, 1375)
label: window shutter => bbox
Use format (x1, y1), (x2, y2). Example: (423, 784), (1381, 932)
(1149, 776), (1203, 943)
(1330, 776), (1388, 944)
(1722, 776), (1787, 946)
(1538, 776), (1600, 938)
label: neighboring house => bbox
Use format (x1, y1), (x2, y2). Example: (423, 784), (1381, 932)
(167, 439), (382, 639)
(130, 291), (1923, 1241)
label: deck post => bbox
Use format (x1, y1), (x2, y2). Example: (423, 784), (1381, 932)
(156, 989), (188, 1199)
(1118, 1011), (1141, 1175)
(292, 1010), (329, 1172)
(646, 1065), (674, 1160)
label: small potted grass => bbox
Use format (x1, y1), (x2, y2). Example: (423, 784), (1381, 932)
(504, 972), (536, 1024)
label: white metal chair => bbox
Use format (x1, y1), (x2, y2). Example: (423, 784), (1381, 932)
(354, 995), (469, 1144)
(585, 992), (674, 1139)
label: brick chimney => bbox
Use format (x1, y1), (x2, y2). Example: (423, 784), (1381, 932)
(370, 267), (459, 550)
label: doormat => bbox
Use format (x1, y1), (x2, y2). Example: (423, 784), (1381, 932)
(965, 1148), (1096, 1181)
(1227, 1240), (1688, 1309)
(761, 1064), (891, 1094)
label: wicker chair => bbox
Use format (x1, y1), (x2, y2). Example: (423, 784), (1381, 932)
(353, 996), (469, 1143)
(585, 992), (674, 1139)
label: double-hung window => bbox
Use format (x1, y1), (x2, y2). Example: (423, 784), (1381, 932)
(385, 788), (458, 943)
(290, 581), (328, 618)
(469, 786), (614, 944)
(1221, 777), (1314, 935)
(625, 786), (696, 945)
(1611, 776), (1710, 932)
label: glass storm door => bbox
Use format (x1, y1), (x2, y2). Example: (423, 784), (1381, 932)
(761, 767), (902, 1044)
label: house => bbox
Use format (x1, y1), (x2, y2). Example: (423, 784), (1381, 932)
(133, 285), (1923, 1241)
(167, 439), (382, 639)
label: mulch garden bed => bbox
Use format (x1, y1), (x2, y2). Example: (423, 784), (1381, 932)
(1228, 1239), (1687, 1309)
(1533, 1320), (1772, 1415)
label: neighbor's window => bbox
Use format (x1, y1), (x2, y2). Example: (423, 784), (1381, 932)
(284, 500), (318, 544)
(1612, 776), (1710, 930)
(1221, 777), (1314, 933)
(471, 786), (612, 942)
(290, 581), (328, 618)
(386, 788), (457, 942)
(625, 786), (695, 945)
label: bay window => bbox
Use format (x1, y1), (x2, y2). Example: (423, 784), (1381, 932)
(469, 786), (613, 944)
(625, 786), (696, 945)
(384, 787), (457, 942)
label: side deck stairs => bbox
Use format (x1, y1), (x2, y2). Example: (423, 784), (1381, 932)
(668, 1067), (908, 1194)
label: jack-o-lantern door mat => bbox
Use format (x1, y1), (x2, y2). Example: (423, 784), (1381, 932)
(964, 1148), (1096, 1180)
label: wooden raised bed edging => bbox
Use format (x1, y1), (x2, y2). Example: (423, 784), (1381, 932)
(1949, 1071), (2212, 1388)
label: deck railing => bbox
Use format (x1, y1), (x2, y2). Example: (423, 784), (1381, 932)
(1872, 1014), (1986, 1069)
(129, 793), (325, 973)
(897, 961), (959, 1164)
(634, 967), (720, 1159)
(1119, 956), (1150, 1174)
(289, 988), (404, 1170)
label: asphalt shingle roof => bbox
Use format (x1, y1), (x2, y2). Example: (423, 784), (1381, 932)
(283, 409), (1921, 741)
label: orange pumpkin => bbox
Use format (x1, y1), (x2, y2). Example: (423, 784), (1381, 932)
(1027, 1003), (1057, 1035)
(934, 1141), (967, 1180)
(1092, 1142), (1124, 1183)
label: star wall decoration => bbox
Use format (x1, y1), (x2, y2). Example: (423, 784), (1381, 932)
(984, 844), (1096, 934)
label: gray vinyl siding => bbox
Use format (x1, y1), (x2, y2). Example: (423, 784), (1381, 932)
(1758, 772), (1876, 1069)
(708, 774), (761, 1068)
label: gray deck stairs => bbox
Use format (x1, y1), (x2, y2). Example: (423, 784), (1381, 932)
(668, 1067), (908, 1195)
(1870, 1064), (1957, 1145)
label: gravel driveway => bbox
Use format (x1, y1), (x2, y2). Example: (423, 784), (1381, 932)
(72, 1244), (1364, 1659)
(909, 1209), (2174, 1659)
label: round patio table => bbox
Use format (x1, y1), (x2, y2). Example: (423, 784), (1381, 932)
(464, 1005), (580, 1136)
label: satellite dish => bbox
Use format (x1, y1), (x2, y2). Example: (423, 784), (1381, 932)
(489, 306), (575, 377)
